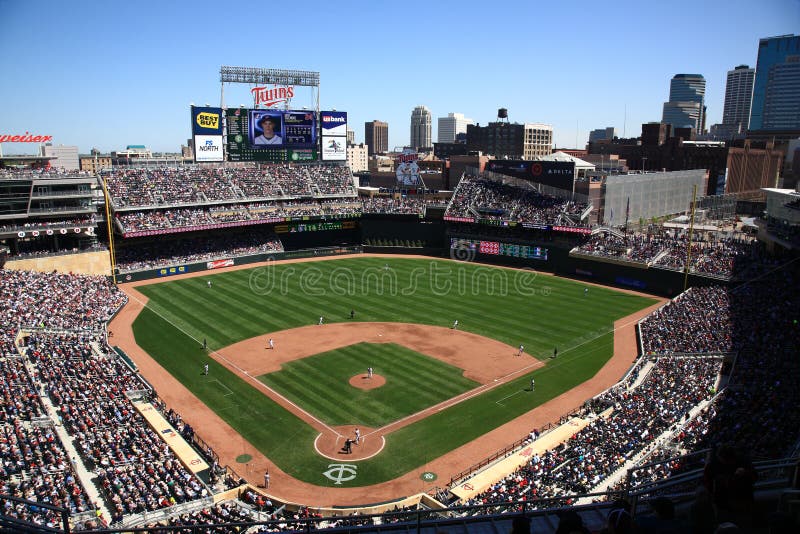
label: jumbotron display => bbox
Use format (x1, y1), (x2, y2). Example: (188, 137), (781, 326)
(450, 237), (548, 260)
(226, 108), (318, 162)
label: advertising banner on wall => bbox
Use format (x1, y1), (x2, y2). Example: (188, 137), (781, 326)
(320, 111), (347, 136)
(484, 160), (575, 191)
(191, 106), (225, 162)
(321, 137), (347, 161)
(320, 111), (348, 161)
(191, 106), (224, 136)
(194, 135), (224, 162)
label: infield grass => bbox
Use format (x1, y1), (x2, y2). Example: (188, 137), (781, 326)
(132, 256), (656, 486)
(258, 342), (479, 427)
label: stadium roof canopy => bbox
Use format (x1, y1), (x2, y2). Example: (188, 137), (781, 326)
(540, 151), (594, 169)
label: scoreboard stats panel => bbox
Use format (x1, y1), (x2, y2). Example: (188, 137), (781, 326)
(226, 108), (318, 162)
(451, 238), (548, 261)
(274, 220), (357, 233)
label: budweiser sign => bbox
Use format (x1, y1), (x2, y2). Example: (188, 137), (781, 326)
(0, 132), (53, 143)
(251, 85), (294, 108)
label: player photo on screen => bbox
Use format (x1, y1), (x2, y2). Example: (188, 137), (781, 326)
(250, 112), (283, 146)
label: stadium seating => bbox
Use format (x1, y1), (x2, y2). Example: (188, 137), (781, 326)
(446, 175), (588, 226)
(104, 164), (357, 208)
(462, 355), (723, 510)
(574, 228), (764, 279)
(114, 234), (283, 272)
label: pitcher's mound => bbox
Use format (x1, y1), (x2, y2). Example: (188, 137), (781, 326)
(349, 374), (386, 390)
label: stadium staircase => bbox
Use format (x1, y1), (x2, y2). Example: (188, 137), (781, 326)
(626, 360), (655, 390)
(580, 203), (594, 222)
(591, 226), (625, 239)
(651, 248), (671, 265)
(231, 184), (245, 198)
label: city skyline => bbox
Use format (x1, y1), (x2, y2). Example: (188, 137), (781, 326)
(1, 0), (798, 155)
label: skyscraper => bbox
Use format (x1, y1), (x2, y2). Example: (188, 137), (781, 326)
(662, 74), (706, 131)
(437, 112), (474, 143)
(750, 34), (800, 131)
(722, 65), (755, 135)
(364, 120), (388, 155)
(410, 106), (432, 150)
(722, 65), (756, 133)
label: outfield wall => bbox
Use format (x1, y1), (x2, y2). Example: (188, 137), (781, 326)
(113, 217), (733, 296)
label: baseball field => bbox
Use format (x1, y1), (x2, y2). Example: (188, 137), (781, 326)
(121, 255), (658, 491)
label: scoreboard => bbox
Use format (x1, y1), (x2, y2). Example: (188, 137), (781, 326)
(451, 238), (548, 260)
(226, 108), (318, 162)
(274, 220), (357, 233)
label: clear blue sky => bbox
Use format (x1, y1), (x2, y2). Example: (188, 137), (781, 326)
(1, 0), (798, 155)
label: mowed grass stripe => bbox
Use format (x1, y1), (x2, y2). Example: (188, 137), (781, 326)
(164, 283), (265, 346)
(258, 343), (478, 427)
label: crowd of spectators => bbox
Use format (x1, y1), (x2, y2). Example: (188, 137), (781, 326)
(26, 330), (209, 524)
(0, 269), (127, 332)
(446, 175), (588, 226)
(574, 227), (764, 278)
(0, 269), (129, 529)
(640, 287), (733, 354)
(658, 271), (800, 460)
(360, 196), (438, 215)
(115, 195), (444, 234)
(114, 233), (283, 272)
(462, 355), (722, 511)
(0, 226), (796, 531)
(141, 500), (271, 532)
(0, 352), (93, 526)
(104, 164), (356, 208)
(575, 231), (663, 264)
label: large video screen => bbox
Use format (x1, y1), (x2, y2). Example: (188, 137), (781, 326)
(226, 108), (318, 162)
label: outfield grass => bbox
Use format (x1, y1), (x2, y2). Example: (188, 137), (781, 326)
(132, 256), (656, 487)
(258, 342), (479, 427)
